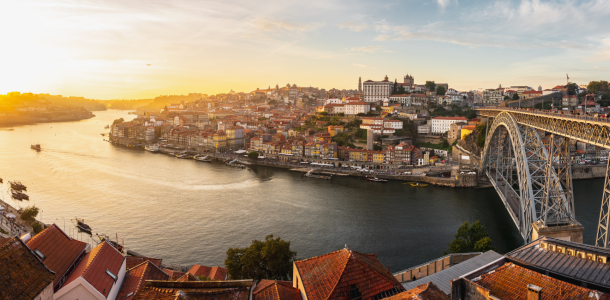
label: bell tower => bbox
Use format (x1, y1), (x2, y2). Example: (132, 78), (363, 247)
(358, 77), (362, 92)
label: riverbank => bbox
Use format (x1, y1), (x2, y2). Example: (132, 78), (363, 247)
(0, 112), (95, 127)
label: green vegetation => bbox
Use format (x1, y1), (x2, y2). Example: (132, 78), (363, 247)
(476, 122), (487, 148)
(198, 275), (213, 281)
(504, 95), (510, 101)
(445, 221), (494, 254)
(354, 128), (367, 139)
(338, 113), (345, 117)
(318, 111), (328, 116)
(332, 132), (352, 147)
(436, 86), (446, 96)
(258, 117), (267, 121)
(415, 141), (452, 152)
(512, 93), (520, 100)
(425, 81), (436, 92)
(566, 82), (579, 95)
(373, 145), (383, 151)
(248, 151), (259, 159)
(20, 205), (39, 222)
(587, 81), (610, 94)
(32, 222), (43, 234)
(431, 106), (475, 118)
(534, 102), (553, 109)
(225, 234), (297, 281)
(112, 118), (125, 125)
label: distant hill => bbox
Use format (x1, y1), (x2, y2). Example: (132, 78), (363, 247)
(137, 93), (207, 112)
(98, 99), (154, 110)
(0, 92), (106, 111)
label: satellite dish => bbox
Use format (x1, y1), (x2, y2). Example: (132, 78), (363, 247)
(146, 64), (151, 66)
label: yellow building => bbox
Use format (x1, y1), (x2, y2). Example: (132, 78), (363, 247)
(328, 125), (344, 137)
(381, 106), (394, 113)
(372, 151), (385, 164)
(213, 132), (227, 150)
(461, 125), (476, 140)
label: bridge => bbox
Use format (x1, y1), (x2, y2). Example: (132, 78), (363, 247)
(477, 107), (610, 247)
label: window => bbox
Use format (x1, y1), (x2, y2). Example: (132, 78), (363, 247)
(350, 284), (362, 300)
(106, 270), (117, 281)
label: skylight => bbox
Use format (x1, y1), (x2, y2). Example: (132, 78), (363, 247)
(33, 249), (46, 261)
(106, 269), (117, 281)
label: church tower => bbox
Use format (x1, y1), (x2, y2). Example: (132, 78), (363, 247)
(358, 77), (362, 92)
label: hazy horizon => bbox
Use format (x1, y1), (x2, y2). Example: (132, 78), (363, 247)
(1, 0), (609, 99)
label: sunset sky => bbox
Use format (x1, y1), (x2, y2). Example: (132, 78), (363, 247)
(1, 0), (609, 99)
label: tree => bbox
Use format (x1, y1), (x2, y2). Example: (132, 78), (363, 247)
(354, 128), (367, 139)
(425, 81), (436, 92)
(565, 83), (579, 95)
(504, 95), (510, 101)
(225, 234), (297, 280)
(588, 81), (610, 94)
(436, 86), (446, 96)
(258, 117), (267, 121)
(440, 139), (449, 149)
(318, 112), (328, 116)
(32, 222), (43, 234)
(476, 122), (487, 148)
(112, 118), (125, 125)
(338, 113), (345, 117)
(20, 205), (39, 222)
(512, 93), (520, 100)
(396, 85), (406, 94)
(444, 221), (494, 254)
(248, 151), (259, 159)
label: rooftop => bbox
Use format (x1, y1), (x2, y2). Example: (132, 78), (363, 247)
(385, 282), (448, 300)
(117, 260), (170, 300)
(252, 280), (302, 300)
(0, 237), (55, 299)
(132, 279), (254, 300)
(26, 224), (89, 288)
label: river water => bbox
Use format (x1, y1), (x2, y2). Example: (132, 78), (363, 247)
(0, 110), (603, 271)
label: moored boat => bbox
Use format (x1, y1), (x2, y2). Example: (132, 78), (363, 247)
(176, 154), (191, 159)
(194, 155), (212, 162)
(305, 169), (332, 180)
(11, 190), (29, 200)
(9, 181), (27, 191)
(31, 144), (41, 151)
(366, 177), (388, 182)
(72, 217), (92, 233)
(145, 145), (160, 153)
(410, 182), (428, 187)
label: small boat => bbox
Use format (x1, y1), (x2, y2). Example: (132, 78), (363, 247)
(97, 234), (124, 252)
(72, 218), (92, 233)
(305, 169), (332, 180)
(367, 177), (388, 182)
(176, 154), (191, 159)
(11, 190), (29, 200)
(0, 178), (3, 183)
(104, 125), (110, 129)
(410, 182), (428, 187)
(145, 145), (160, 153)
(194, 155), (212, 162)
(9, 181), (27, 191)
(31, 144), (41, 151)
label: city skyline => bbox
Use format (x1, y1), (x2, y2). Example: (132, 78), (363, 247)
(1, 0), (609, 99)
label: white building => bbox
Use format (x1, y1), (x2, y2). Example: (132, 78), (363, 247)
(344, 102), (371, 115)
(431, 116), (468, 134)
(389, 94), (410, 105)
(482, 88), (504, 106)
(418, 123), (431, 135)
(325, 98), (342, 105)
(54, 242), (127, 300)
(363, 75), (394, 103)
(383, 119), (403, 129)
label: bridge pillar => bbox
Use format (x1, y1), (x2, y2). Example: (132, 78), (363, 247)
(532, 220), (584, 243)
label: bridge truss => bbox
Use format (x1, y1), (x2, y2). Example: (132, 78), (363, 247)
(480, 112), (575, 243)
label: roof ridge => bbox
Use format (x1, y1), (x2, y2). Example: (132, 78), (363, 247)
(325, 248), (351, 300)
(275, 280), (281, 300)
(83, 241), (115, 276)
(350, 251), (399, 289)
(296, 248), (344, 263)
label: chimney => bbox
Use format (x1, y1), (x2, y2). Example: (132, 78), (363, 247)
(527, 284), (542, 300)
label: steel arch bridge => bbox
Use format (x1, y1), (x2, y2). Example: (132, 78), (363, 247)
(478, 108), (610, 247)
(480, 111), (575, 243)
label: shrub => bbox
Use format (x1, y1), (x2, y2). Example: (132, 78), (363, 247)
(32, 222), (43, 234)
(20, 205), (39, 222)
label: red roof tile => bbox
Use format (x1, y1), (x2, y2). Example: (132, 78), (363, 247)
(125, 256), (163, 270)
(178, 272), (201, 282)
(294, 248), (403, 300)
(132, 280), (254, 300)
(61, 241), (125, 298)
(117, 261), (169, 300)
(26, 224), (88, 290)
(475, 263), (610, 300)
(162, 268), (185, 280)
(253, 280), (302, 300)
(189, 264), (228, 281)
(0, 237), (55, 299)
(384, 282), (448, 300)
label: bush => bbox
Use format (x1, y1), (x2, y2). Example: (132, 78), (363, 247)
(225, 234), (296, 280)
(248, 151), (259, 159)
(338, 113), (345, 117)
(444, 221), (494, 254)
(20, 205), (39, 222)
(112, 118), (125, 125)
(32, 222), (43, 234)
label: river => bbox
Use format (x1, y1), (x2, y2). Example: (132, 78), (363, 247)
(0, 110), (603, 272)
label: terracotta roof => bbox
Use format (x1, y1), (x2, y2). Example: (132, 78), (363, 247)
(163, 268), (186, 280)
(345, 102), (370, 105)
(117, 261), (169, 300)
(432, 116), (468, 120)
(178, 272), (201, 282)
(189, 264), (228, 281)
(0, 237), (55, 299)
(475, 263), (610, 300)
(26, 224), (88, 289)
(125, 256), (163, 270)
(132, 279), (254, 300)
(253, 280), (302, 300)
(294, 248), (404, 300)
(61, 241), (125, 298)
(384, 282), (448, 300)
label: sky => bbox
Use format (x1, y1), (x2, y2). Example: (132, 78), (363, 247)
(0, 0), (609, 99)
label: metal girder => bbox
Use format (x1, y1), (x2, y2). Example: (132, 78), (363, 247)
(481, 112), (572, 243)
(596, 154), (610, 247)
(542, 135), (575, 225)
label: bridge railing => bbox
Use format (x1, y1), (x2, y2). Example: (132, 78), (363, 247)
(478, 107), (610, 124)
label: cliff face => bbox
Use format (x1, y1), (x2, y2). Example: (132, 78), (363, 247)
(457, 126), (484, 157)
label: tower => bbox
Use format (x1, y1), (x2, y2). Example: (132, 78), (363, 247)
(358, 77), (362, 92)
(384, 75), (389, 81)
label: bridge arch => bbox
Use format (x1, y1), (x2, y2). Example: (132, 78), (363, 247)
(481, 112), (570, 243)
